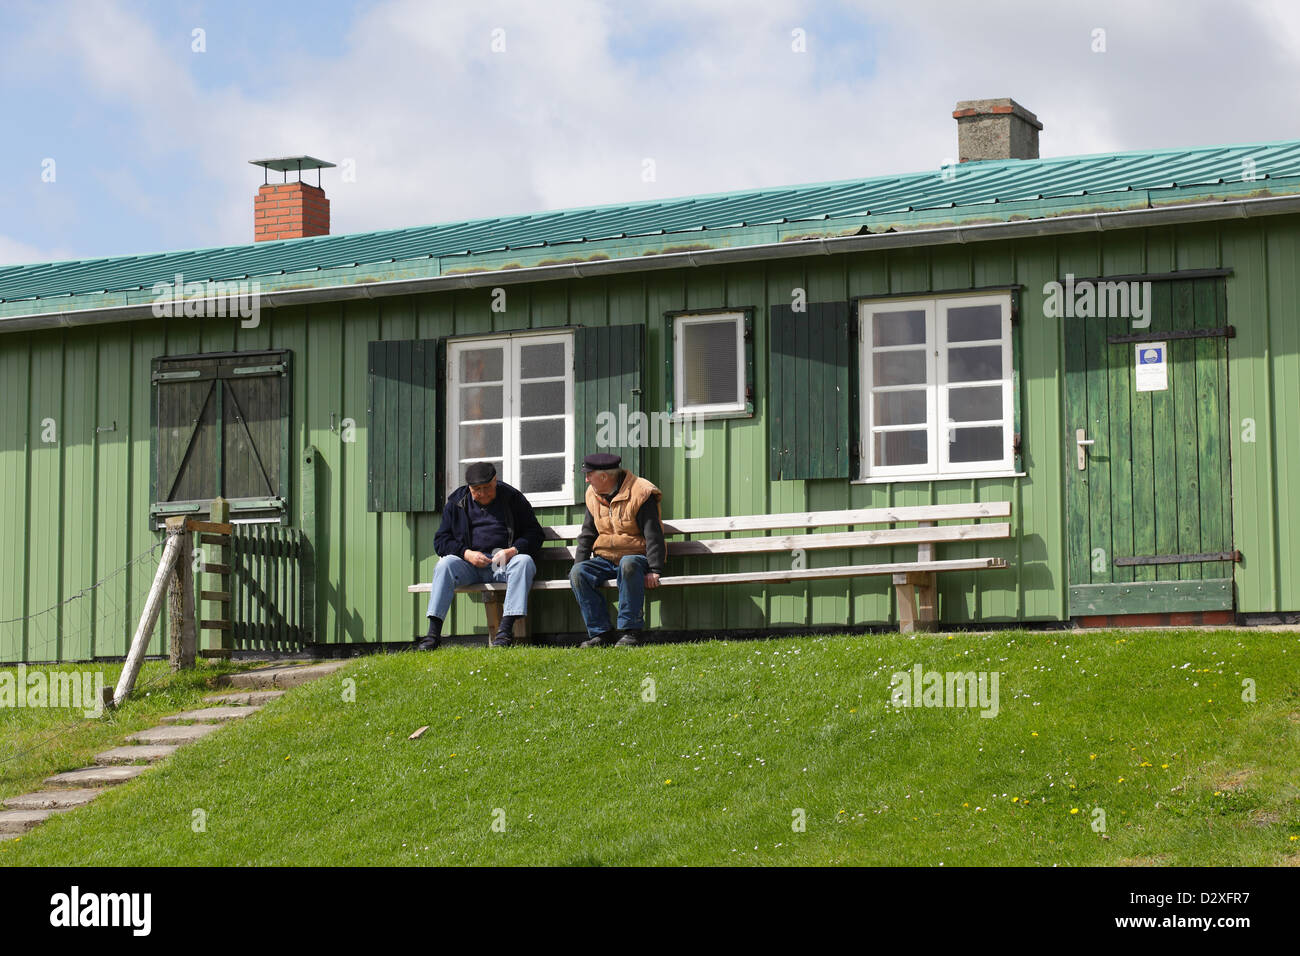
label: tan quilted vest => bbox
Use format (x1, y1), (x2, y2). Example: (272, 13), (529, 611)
(586, 471), (663, 561)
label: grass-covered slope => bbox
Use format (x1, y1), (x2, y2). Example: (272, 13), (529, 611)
(0, 660), (247, 804)
(3, 630), (1297, 866)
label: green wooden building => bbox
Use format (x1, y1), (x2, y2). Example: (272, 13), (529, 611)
(4, 111), (1300, 662)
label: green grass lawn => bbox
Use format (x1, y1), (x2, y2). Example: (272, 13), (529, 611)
(0, 659), (248, 805)
(3, 630), (1298, 866)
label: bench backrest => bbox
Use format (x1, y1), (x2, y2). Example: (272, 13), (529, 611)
(536, 502), (1011, 561)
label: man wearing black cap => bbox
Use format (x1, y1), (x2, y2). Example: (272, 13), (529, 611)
(569, 453), (665, 647)
(418, 462), (543, 649)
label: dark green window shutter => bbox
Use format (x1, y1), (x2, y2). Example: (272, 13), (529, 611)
(223, 355), (289, 503)
(154, 365), (220, 508)
(368, 338), (440, 512)
(742, 309), (755, 416)
(573, 324), (644, 503)
(1010, 288), (1023, 473)
(151, 350), (290, 522)
(768, 301), (854, 479)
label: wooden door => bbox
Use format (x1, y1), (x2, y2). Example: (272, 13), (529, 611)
(1064, 277), (1235, 615)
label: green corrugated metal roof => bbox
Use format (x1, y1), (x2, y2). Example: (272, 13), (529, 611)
(4, 139), (1300, 305)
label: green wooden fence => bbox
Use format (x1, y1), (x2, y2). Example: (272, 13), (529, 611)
(230, 525), (314, 652)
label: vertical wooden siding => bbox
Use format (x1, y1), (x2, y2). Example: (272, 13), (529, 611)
(4, 218), (1300, 659)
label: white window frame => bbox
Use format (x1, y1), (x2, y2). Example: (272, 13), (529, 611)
(858, 292), (1015, 482)
(673, 311), (746, 419)
(446, 330), (574, 507)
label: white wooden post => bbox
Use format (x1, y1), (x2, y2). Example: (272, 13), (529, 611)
(112, 528), (184, 708)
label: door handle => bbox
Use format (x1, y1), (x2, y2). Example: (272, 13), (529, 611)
(1075, 428), (1095, 471)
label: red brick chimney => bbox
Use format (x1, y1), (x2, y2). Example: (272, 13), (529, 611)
(255, 182), (329, 241)
(249, 156), (336, 242)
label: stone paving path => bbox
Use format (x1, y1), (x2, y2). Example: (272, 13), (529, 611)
(0, 660), (349, 841)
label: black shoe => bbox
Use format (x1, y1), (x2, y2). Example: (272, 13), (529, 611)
(489, 632), (514, 648)
(415, 635), (441, 651)
(578, 631), (613, 648)
(615, 630), (642, 647)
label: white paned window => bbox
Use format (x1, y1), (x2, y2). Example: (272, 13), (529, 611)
(674, 312), (745, 417)
(859, 293), (1014, 480)
(447, 331), (573, 506)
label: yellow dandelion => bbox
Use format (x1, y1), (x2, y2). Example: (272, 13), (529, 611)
(1290, 836), (1298, 842)
(1089, 754), (1097, 760)
(1118, 776), (1125, 783)
(1031, 732), (1039, 737)
(1161, 764), (1169, 769)
(962, 802), (969, 808)
(1070, 808), (1080, 815)
(664, 779), (672, 785)
(849, 708), (857, 713)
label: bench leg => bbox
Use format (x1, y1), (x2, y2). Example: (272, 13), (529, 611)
(915, 572), (938, 630)
(484, 595), (504, 636)
(894, 574), (917, 633)
(893, 572), (938, 634)
(482, 593), (530, 643)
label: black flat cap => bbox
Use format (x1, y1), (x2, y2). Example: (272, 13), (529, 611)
(465, 461), (497, 485)
(582, 453), (622, 472)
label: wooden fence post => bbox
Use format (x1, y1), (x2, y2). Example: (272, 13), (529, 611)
(166, 516), (197, 670)
(201, 497), (233, 659)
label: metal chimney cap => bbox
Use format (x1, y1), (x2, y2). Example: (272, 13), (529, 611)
(248, 156), (337, 172)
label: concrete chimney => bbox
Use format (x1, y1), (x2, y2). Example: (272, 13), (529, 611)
(953, 99), (1042, 163)
(248, 156), (336, 241)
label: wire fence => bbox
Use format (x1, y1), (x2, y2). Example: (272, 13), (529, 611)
(0, 541), (170, 775)
(0, 542), (177, 774)
(0, 520), (307, 774)
(0, 541), (167, 665)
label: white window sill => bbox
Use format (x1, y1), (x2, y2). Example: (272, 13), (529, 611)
(853, 471), (1025, 484)
(523, 491), (575, 508)
(671, 408), (750, 422)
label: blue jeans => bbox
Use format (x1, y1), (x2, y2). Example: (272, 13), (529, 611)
(569, 554), (650, 638)
(426, 551), (537, 619)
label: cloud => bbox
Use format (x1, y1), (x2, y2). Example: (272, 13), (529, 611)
(0, 234), (71, 267)
(10, 0), (1300, 259)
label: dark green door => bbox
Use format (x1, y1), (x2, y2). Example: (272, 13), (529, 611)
(1064, 277), (1235, 615)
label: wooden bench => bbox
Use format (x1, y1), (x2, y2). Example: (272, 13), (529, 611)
(408, 502), (1011, 636)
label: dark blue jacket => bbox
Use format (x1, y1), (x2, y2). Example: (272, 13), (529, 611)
(433, 482), (544, 559)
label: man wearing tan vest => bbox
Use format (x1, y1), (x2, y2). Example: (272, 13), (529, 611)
(569, 453), (665, 647)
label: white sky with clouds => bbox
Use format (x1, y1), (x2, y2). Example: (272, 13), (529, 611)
(2, 0), (1299, 265)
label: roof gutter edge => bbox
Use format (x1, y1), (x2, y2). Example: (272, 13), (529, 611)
(4, 194), (1299, 334)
